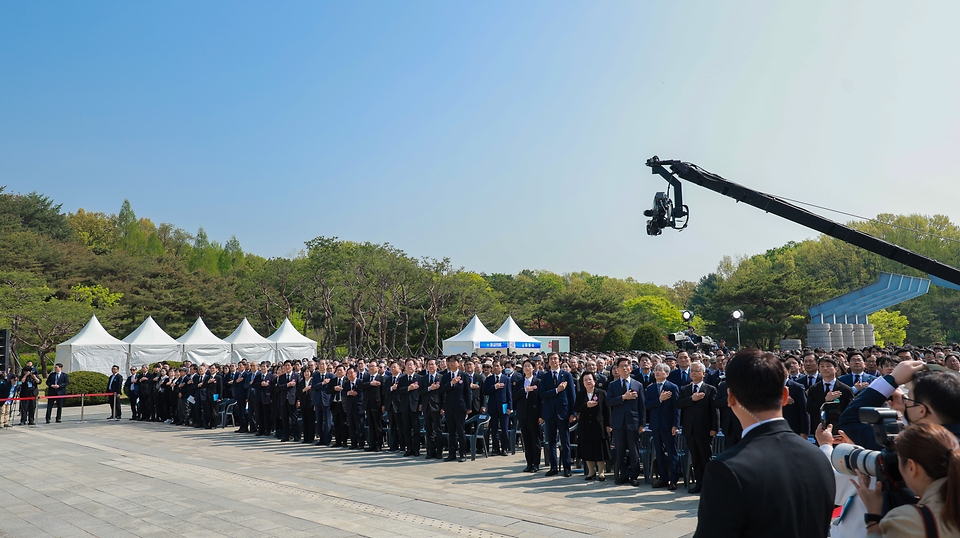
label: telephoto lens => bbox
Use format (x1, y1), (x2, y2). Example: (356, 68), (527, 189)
(830, 443), (882, 477)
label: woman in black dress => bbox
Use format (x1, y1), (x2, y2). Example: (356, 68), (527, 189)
(574, 371), (611, 481)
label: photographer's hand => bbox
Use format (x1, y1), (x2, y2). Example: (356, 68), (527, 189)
(892, 360), (926, 386)
(852, 470), (883, 515)
(814, 424), (834, 447)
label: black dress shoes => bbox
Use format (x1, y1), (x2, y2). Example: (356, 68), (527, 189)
(563, 469), (572, 478)
(688, 485), (702, 494)
(522, 466), (533, 473)
(544, 468), (559, 476)
(652, 480), (668, 488)
(667, 482), (678, 491)
(458, 456), (466, 462)
(631, 479), (640, 487)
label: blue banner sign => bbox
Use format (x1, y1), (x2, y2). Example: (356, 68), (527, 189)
(514, 342), (541, 348)
(478, 341), (508, 348)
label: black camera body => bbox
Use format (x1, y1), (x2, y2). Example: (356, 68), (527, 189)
(831, 407), (918, 509)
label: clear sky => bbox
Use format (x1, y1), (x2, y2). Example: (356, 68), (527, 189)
(3, 2), (960, 287)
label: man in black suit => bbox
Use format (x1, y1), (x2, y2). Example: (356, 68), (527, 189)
(232, 362), (251, 433)
(694, 349), (835, 538)
(805, 356), (853, 434)
(397, 359), (422, 457)
(512, 358), (541, 472)
(384, 361), (404, 451)
(107, 365), (123, 420)
(202, 364), (223, 429)
(714, 379), (740, 447)
(341, 367), (363, 448)
(276, 361), (300, 441)
(631, 354), (655, 388)
(439, 356), (471, 462)
(796, 350), (821, 390)
(667, 351), (693, 388)
(778, 358), (809, 437)
(482, 360), (513, 456)
(464, 359), (485, 420)
(326, 364), (348, 447)
(419, 359), (444, 459)
(255, 363), (275, 436)
(541, 353), (577, 477)
(45, 363), (69, 424)
(359, 362), (384, 451)
(677, 362), (718, 494)
(311, 360), (334, 445)
(607, 357), (645, 485)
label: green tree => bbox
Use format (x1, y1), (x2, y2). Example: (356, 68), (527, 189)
(623, 295), (685, 333)
(630, 324), (670, 351)
(599, 326), (631, 352)
(870, 309), (909, 348)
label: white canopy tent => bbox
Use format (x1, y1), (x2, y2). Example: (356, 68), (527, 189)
(442, 315), (508, 356)
(268, 318), (317, 362)
(493, 316), (542, 353)
(123, 316), (182, 367)
(56, 315), (129, 374)
(223, 318), (275, 363)
(176, 317), (231, 365)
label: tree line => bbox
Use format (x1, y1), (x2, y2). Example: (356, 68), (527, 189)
(1, 186), (957, 374)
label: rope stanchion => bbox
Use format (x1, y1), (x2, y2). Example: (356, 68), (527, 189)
(78, 393), (86, 423)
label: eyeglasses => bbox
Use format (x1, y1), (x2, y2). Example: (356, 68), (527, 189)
(902, 396), (927, 414)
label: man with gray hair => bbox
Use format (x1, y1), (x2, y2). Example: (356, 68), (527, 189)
(644, 362), (681, 489)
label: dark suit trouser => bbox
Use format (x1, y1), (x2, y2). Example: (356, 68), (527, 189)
(520, 413), (541, 467)
(20, 397), (37, 424)
(203, 397), (217, 428)
(315, 402), (331, 444)
(124, 391), (137, 418)
(331, 401), (347, 446)
(111, 393), (123, 419)
(46, 396), (63, 422)
(388, 409), (402, 450)
(347, 406), (363, 448)
(685, 432), (712, 484)
(281, 401), (297, 440)
(366, 408), (383, 450)
(489, 412), (509, 452)
(177, 396), (188, 424)
(300, 402), (315, 442)
(256, 399), (271, 435)
(613, 426), (639, 480)
(446, 412), (466, 458)
(544, 417), (571, 470)
(192, 396), (203, 426)
(140, 392), (154, 420)
(654, 429), (680, 482)
(423, 409), (442, 457)
(400, 410), (420, 454)
(234, 394), (248, 431)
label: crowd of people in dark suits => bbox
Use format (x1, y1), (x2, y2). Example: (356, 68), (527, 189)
(93, 342), (960, 496)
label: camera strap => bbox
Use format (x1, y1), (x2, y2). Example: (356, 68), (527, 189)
(915, 505), (940, 538)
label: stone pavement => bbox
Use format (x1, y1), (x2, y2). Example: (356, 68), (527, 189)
(0, 404), (698, 538)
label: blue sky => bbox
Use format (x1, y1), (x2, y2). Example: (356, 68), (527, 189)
(4, 2), (960, 286)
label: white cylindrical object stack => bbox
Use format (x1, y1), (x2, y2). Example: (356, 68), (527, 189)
(806, 324), (833, 350)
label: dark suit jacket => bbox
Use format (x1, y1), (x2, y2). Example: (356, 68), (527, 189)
(482, 372), (513, 413)
(797, 373), (821, 390)
(539, 369), (576, 421)
(667, 368), (691, 388)
(704, 369), (724, 388)
(342, 377), (362, 413)
(108, 373), (124, 394)
(805, 379), (853, 431)
(715, 380), (741, 442)
(782, 380), (810, 436)
(606, 377), (644, 431)
(838, 379), (892, 450)
(468, 372), (485, 414)
(694, 420), (835, 538)
(837, 372), (877, 393)
(358, 373), (383, 411)
(396, 373), (421, 413)
(677, 383), (719, 436)
(419, 372), (443, 412)
(631, 368), (655, 388)
(511, 374), (541, 421)
(644, 380), (680, 432)
(45, 372), (69, 396)
(439, 370), (470, 415)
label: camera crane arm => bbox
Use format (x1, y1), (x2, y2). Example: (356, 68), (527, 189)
(644, 156), (960, 289)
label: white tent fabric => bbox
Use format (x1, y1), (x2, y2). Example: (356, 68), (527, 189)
(223, 318), (275, 363)
(442, 315), (508, 355)
(56, 315), (129, 374)
(493, 316), (542, 352)
(268, 318), (317, 362)
(176, 317), (231, 365)
(123, 316), (182, 367)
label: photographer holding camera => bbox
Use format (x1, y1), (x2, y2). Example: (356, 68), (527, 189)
(853, 422), (960, 537)
(839, 360), (960, 450)
(18, 363), (40, 426)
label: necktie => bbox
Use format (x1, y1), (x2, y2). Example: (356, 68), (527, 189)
(854, 374), (860, 384)
(694, 384), (700, 393)
(554, 372), (559, 385)
(657, 383), (662, 393)
(430, 374), (434, 385)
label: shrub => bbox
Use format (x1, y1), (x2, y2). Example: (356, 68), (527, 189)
(630, 324), (672, 352)
(599, 327), (631, 352)
(149, 361), (182, 370)
(64, 371), (110, 407)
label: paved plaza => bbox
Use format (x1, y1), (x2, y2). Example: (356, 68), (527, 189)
(0, 405), (698, 538)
